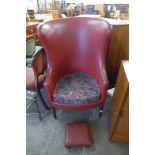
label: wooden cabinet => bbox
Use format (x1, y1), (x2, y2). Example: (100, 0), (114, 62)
(26, 22), (40, 45)
(109, 61), (129, 143)
(50, 10), (60, 19)
(106, 24), (129, 88)
(27, 10), (35, 21)
(26, 25), (36, 36)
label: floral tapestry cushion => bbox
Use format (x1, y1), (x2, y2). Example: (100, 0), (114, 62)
(53, 72), (101, 105)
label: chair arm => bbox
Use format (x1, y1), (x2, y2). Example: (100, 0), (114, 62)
(97, 68), (109, 102)
(100, 69), (109, 87)
(43, 71), (57, 105)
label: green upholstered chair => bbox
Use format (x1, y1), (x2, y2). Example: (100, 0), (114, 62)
(26, 34), (43, 67)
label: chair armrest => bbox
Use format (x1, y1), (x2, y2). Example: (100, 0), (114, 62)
(43, 71), (57, 105)
(97, 67), (109, 102)
(100, 69), (109, 87)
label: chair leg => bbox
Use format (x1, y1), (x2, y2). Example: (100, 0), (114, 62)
(37, 89), (50, 110)
(36, 88), (51, 120)
(53, 108), (57, 119)
(99, 107), (103, 118)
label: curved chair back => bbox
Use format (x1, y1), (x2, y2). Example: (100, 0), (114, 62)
(37, 17), (112, 80)
(37, 17), (113, 114)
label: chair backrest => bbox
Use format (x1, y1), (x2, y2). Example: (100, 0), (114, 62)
(26, 34), (36, 57)
(37, 17), (112, 78)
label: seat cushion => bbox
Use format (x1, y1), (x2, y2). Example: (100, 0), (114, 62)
(53, 72), (100, 105)
(65, 122), (92, 148)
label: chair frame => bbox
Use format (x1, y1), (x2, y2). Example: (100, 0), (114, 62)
(37, 17), (113, 119)
(32, 49), (50, 110)
(26, 49), (51, 120)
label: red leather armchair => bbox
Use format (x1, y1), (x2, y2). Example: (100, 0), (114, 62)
(37, 17), (112, 119)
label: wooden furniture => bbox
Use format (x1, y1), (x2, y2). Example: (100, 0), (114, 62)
(26, 22), (40, 45)
(105, 20), (129, 88)
(51, 10), (60, 19)
(104, 4), (129, 19)
(27, 10), (44, 22)
(26, 50), (49, 120)
(26, 22), (38, 36)
(27, 10), (35, 21)
(109, 61), (129, 143)
(94, 4), (105, 17)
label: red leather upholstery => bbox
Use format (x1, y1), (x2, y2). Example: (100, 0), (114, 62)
(65, 122), (92, 148)
(26, 67), (35, 91)
(26, 67), (46, 91)
(37, 17), (112, 110)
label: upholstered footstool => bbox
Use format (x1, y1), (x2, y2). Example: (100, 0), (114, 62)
(64, 122), (92, 148)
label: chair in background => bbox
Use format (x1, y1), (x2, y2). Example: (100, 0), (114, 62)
(26, 34), (43, 67)
(26, 50), (50, 119)
(37, 17), (113, 119)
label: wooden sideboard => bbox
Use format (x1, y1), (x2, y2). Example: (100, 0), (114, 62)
(109, 61), (129, 143)
(105, 20), (129, 88)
